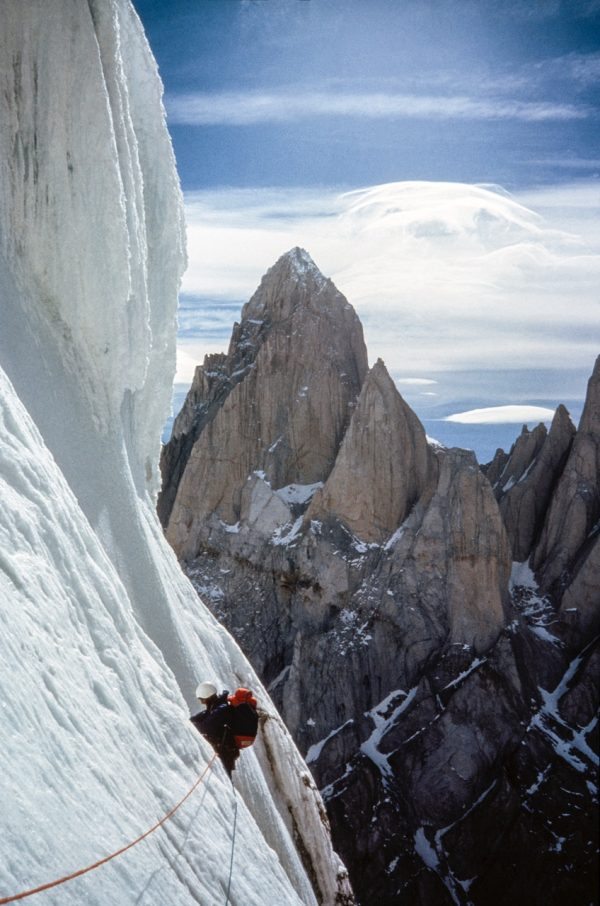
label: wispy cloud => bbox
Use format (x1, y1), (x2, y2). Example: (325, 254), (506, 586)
(560, 50), (600, 85)
(167, 90), (588, 126)
(467, 51), (600, 97)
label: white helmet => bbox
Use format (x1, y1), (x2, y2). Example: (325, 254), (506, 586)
(196, 681), (217, 701)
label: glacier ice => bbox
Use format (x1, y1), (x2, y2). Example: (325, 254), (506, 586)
(0, 2), (350, 904)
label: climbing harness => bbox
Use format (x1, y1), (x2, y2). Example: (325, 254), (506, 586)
(0, 754), (217, 904)
(224, 781), (238, 906)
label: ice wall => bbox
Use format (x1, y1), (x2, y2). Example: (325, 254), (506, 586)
(0, 2), (350, 904)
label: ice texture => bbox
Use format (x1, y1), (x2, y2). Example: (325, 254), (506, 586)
(0, 2), (349, 904)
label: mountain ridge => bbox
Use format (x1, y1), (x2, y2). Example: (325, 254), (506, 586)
(160, 248), (600, 905)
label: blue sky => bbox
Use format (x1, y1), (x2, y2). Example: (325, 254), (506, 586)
(133, 0), (600, 461)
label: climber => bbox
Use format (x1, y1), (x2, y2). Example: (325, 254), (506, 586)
(190, 681), (259, 778)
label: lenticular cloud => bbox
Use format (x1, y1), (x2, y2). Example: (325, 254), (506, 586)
(445, 405), (557, 425)
(331, 181), (598, 371)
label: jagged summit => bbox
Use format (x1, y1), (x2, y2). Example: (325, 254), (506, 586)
(488, 406), (575, 561)
(240, 246), (338, 326)
(267, 246), (325, 282)
(277, 246), (322, 277)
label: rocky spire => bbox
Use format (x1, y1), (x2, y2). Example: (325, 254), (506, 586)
(307, 359), (435, 543)
(165, 249), (369, 559)
(491, 407), (575, 561)
(488, 423), (549, 498)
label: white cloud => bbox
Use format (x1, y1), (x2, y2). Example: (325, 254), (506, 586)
(444, 405), (556, 424)
(395, 378), (438, 385)
(179, 180), (600, 384)
(175, 347), (201, 384)
(513, 180), (600, 247)
(182, 187), (342, 301)
(167, 90), (588, 126)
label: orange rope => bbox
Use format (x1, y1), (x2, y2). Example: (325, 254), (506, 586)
(0, 755), (217, 904)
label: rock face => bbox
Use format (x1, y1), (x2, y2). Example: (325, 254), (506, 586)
(158, 352), (230, 526)
(485, 407), (575, 561)
(533, 358), (600, 612)
(161, 257), (599, 906)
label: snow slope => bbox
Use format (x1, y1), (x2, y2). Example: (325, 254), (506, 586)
(0, 2), (350, 904)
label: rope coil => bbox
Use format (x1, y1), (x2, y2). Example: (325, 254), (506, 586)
(0, 754), (217, 905)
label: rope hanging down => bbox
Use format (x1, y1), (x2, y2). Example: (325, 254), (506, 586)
(224, 786), (238, 906)
(0, 754), (217, 905)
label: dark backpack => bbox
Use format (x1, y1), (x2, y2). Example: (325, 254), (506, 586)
(227, 687), (259, 748)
